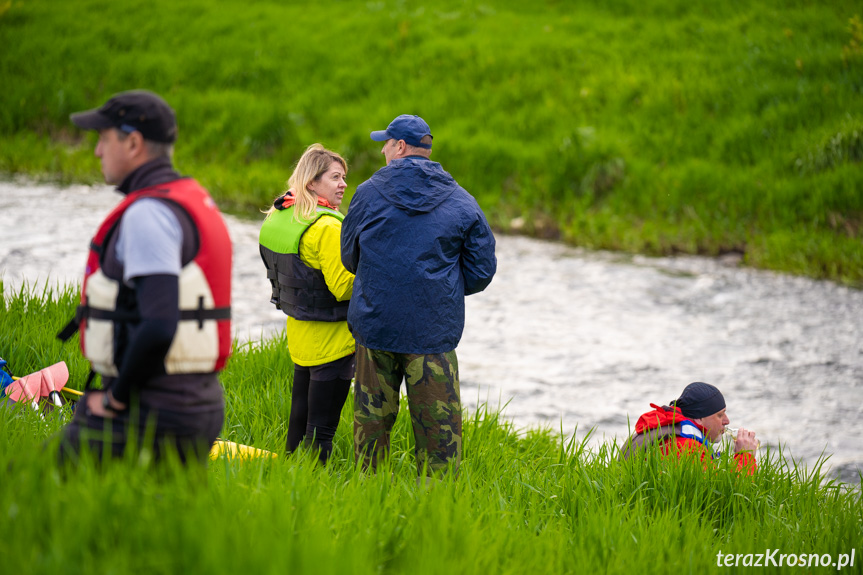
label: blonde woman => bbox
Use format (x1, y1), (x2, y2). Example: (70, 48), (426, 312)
(259, 144), (354, 464)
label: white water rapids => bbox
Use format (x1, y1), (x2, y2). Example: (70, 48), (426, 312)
(2, 180), (861, 482)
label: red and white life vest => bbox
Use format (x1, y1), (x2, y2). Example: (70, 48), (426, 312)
(74, 178), (232, 375)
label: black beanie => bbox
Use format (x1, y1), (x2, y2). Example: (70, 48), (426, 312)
(670, 382), (726, 419)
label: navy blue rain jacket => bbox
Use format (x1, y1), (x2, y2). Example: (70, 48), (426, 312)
(341, 156), (497, 354)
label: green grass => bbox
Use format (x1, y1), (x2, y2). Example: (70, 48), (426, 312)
(1, 284), (861, 574)
(1, 0), (862, 285)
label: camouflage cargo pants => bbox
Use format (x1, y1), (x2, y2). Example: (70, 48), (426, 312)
(353, 344), (462, 476)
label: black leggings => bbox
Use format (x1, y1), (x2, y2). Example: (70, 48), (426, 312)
(286, 359), (353, 465)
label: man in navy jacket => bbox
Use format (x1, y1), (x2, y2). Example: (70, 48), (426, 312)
(341, 114), (496, 476)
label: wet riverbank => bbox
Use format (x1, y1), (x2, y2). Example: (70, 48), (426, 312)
(2, 180), (861, 482)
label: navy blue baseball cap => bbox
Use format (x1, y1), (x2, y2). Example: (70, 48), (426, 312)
(671, 382), (726, 419)
(370, 114), (432, 149)
(70, 90), (178, 143)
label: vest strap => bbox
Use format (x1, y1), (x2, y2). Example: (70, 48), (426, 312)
(84, 369), (97, 390)
(180, 296), (232, 329)
(59, 301), (231, 337)
(56, 304), (87, 342)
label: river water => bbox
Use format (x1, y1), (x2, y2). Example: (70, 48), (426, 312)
(2, 180), (861, 482)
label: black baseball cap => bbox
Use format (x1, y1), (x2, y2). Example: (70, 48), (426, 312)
(670, 381), (726, 419)
(70, 90), (177, 143)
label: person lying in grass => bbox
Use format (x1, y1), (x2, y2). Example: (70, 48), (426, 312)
(622, 381), (758, 473)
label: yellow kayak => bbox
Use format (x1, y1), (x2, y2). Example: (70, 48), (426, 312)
(209, 439), (278, 460)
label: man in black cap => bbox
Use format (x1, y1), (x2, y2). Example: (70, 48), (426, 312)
(57, 90), (233, 466)
(622, 382), (758, 472)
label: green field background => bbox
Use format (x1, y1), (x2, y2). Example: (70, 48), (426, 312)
(1, 0), (862, 284)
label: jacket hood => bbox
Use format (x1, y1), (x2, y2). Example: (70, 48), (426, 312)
(367, 157), (458, 216)
(634, 403), (705, 434)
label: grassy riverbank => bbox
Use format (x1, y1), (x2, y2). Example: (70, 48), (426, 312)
(1, 0), (862, 285)
(2, 285), (861, 574)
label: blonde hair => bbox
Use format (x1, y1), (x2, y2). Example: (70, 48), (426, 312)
(265, 143), (347, 220)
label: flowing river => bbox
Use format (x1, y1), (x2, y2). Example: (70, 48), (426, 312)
(2, 180), (861, 482)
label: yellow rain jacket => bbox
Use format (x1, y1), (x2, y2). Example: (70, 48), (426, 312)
(287, 214), (355, 365)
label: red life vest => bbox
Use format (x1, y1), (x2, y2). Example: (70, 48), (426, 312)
(68, 178), (232, 375)
(620, 404), (711, 460)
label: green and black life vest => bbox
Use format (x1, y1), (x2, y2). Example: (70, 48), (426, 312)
(259, 204), (349, 322)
